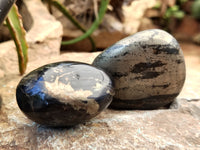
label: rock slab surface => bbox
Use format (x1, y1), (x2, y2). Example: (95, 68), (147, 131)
(0, 47), (200, 149)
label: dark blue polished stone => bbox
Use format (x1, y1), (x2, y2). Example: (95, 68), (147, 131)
(16, 61), (114, 127)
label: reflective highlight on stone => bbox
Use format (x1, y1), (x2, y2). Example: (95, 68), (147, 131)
(16, 62), (114, 126)
(93, 29), (186, 109)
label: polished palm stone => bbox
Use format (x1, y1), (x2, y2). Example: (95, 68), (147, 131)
(93, 29), (186, 109)
(16, 62), (114, 127)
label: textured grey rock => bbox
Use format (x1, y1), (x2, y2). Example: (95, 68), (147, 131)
(171, 98), (200, 120)
(93, 29), (186, 109)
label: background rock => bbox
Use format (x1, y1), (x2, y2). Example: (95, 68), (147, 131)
(0, 42), (200, 149)
(0, 0), (63, 75)
(122, 0), (157, 35)
(53, 0), (157, 51)
(174, 16), (200, 42)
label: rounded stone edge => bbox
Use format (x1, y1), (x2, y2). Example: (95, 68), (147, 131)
(92, 29), (186, 110)
(16, 61), (115, 127)
(109, 94), (179, 110)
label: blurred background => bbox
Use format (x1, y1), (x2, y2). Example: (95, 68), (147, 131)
(0, 0), (200, 52)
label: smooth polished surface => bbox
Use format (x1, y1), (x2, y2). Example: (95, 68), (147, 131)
(16, 61), (114, 127)
(93, 29), (186, 109)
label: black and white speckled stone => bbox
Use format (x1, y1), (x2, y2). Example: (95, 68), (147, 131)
(16, 62), (114, 127)
(93, 29), (186, 109)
